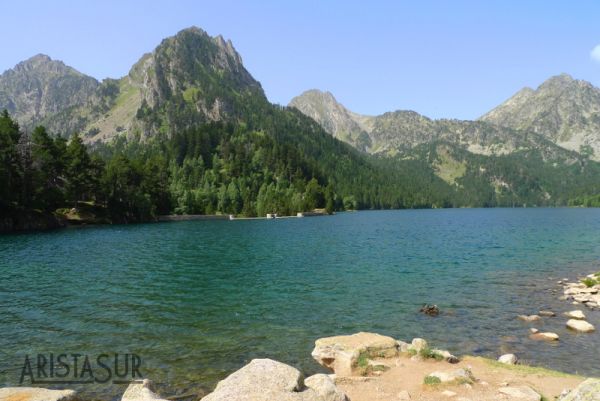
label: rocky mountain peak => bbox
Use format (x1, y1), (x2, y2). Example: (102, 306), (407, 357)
(289, 89), (372, 150)
(480, 74), (600, 158)
(0, 54), (99, 130)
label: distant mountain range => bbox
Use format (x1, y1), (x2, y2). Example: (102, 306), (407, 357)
(289, 74), (600, 162)
(1, 26), (600, 211)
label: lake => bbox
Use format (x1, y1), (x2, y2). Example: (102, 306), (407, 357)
(1, 209), (600, 399)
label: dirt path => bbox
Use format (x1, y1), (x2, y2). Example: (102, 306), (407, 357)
(336, 355), (585, 401)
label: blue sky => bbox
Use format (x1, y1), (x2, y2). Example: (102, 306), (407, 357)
(2, 1), (600, 120)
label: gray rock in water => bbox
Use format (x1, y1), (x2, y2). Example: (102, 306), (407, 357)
(565, 310), (586, 319)
(566, 319), (596, 333)
(122, 379), (169, 401)
(518, 314), (541, 322)
(558, 378), (600, 400)
(0, 388), (77, 401)
(529, 332), (559, 341)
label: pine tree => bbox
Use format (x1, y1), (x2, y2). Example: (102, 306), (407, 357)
(65, 133), (93, 206)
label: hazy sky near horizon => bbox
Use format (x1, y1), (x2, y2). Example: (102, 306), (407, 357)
(2, 1), (600, 120)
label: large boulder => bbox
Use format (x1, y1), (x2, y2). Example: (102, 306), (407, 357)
(304, 374), (348, 401)
(566, 319), (595, 333)
(0, 388), (77, 401)
(122, 379), (169, 401)
(558, 378), (600, 400)
(312, 332), (398, 376)
(201, 358), (347, 401)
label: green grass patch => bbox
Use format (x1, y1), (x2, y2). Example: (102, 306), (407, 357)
(423, 375), (441, 385)
(476, 357), (584, 379)
(408, 346), (444, 361)
(582, 277), (599, 287)
(420, 347), (444, 361)
(357, 352), (369, 368)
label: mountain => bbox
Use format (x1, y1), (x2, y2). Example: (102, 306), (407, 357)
(289, 89), (571, 160)
(3, 26), (600, 227)
(0, 27), (266, 142)
(0, 54), (99, 132)
(289, 90), (372, 151)
(480, 74), (600, 159)
(289, 89), (600, 204)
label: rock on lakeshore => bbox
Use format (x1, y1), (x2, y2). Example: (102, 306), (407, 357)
(304, 374), (349, 401)
(202, 359), (348, 401)
(122, 379), (169, 401)
(498, 354), (518, 365)
(0, 388), (77, 401)
(498, 386), (542, 401)
(409, 338), (427, 352)
(566, 319), (596, 333)
(312, 332), (398, 376)
(558, 378), (600, 400)
(427, 369), (473, 383)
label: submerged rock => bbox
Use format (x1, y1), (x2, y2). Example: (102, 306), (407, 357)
(566, 319), (595, 333)
(518, 314), (541, 322)
(0, 388), (76, 401)
(558, 378), (600, 400)
(420, 304), (440, 316)
(498, 353), (518, 365)
(539, 310), (556, 317)
(498, 386), (541, 401)
(312, 332), (398, 376)
(202, 358), (345, 401)
(122, 379), (169, 401)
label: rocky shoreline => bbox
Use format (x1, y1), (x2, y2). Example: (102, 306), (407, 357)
(3, 331), (599, 401)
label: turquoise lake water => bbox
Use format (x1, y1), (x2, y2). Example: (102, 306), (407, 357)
(1, 209), (600, 399)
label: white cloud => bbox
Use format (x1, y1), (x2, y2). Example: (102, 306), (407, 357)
(591, 44), (600, 63)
